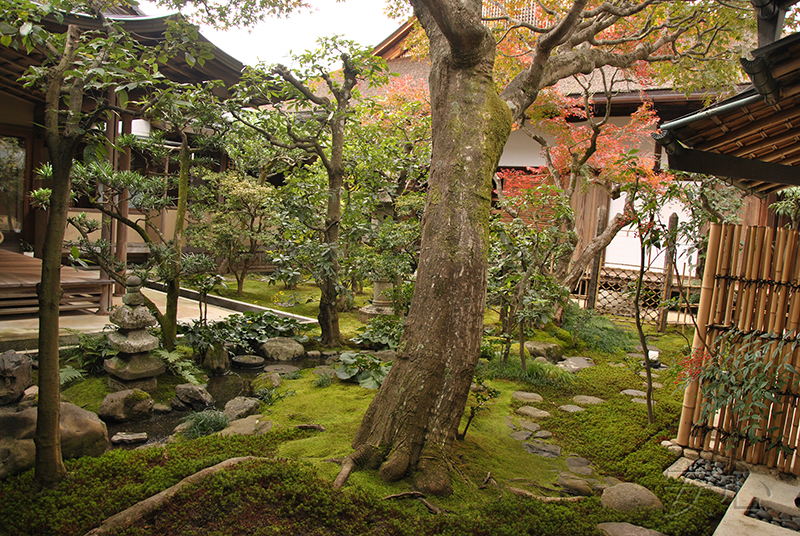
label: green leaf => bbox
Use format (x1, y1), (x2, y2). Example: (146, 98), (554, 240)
(185, 52), (196, 67)
(71, 246), (80, 259)
(19, 22), (32, 36)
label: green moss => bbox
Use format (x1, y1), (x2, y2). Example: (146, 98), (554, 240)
(61, 376), (112, 413)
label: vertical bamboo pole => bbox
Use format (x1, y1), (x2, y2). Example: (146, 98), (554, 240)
(677, 223), (723, 447)
(783, 230), (800, 473)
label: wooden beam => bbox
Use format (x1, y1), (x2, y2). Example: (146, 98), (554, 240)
(667, 148), (800, 188)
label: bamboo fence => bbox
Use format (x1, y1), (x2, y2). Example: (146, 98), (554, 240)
(677, 223), (800, 474)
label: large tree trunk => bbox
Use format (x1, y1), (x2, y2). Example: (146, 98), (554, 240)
(341, 4), (511, 495)
(34, 143), (74, 488)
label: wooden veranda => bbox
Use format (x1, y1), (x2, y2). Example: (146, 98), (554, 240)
(0, 249), (113, 316)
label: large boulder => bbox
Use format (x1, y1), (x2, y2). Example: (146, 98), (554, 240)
(0, 402), (108, 478)
(98, 389), (154, 423)
(172, 384), (214, 411)
(260, 337), (305, 361)
(601, 483), (664, 513)
(524, 341), (563, 363)
(0, 350), (32, 406)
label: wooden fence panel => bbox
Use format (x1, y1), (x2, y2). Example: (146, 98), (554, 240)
(676, 223), (800, 475)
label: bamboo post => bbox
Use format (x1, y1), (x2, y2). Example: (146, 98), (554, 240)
(677, 223), (723, 447)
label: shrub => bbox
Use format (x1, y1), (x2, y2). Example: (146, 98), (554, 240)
(561, 302), (633, 354)
(334, 352), (392, 389)
(485, 357), (575, 388)
(351, 315), (405, 350)
(181, 410), (230, 439)
(152, 348), (204, 384)
(181, 310), (304, 355)
(254, 387), (295, 406)
(63, 329), (118, 375)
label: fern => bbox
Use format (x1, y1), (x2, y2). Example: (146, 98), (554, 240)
(59, 365), (86, 387)
(152, 348), (204, 385)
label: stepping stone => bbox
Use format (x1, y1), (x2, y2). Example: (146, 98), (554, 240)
(111, 431), (148, 445)
(558, 472), (594, 496)
(566, 456), (591, 469)
(523, 440), (561, 458)
(639, 371), (660, 379)
(263, 364), (300, 375)
(573, 395), (604, 405)
(504, 416), (517, 430)
(517, 406), (551, 419)
(644, 382), (663, 389)
(609, 362), (626, 368)
(559, 404), (585, 413)
(534, 430), (553, 439)
(512, 391), (543, 403)
(632, 398), (654, 405)
(597, 522), (667, 536)
(627, 353), (646, 360)
(510, 430), (532, 441)
(311, 366), (334, 376)
(621, 389), (647, 397)
(519, 420), (540, 433)
(557, 356), (595, 373)
(634, 343), (660, 352)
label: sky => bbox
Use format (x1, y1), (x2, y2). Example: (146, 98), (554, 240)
(140, 0), (404, 67)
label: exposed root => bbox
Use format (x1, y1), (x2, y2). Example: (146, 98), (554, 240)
(332, 456), (356, 489)
(295, 424), (326, 432)
(505, 486), (586, 502)
(84, 457), (269, 536)
(506, 478), (562, 494)
(383, 491), (442, 515)
(479, 472), (502, 500)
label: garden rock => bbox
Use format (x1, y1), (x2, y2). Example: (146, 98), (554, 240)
(374, 350), (397, 362)
(523, 440), (561, 458)
(573, 395), (604, 405)
(534, 430), (553, 439)
(153, 403), (172, 415)
(223, 396), (261, 421)
(263, 364), (301, 375)
(566, 456), (592, 475)
(231, 355), (265, 370)
(559, 404), (585, 413)
(632, 398), (653, 405)
(0, 350), (31, 405)
(218, 415), (274, 437)
(523, 341), (563, 363)
(202, 343), (230, 376)
(98, 389), (154, 423)
(597, 522), (667, 536)
(0, 402), (108, 478)
(172, 384), (214, 411)
(260, 337), (305, 361)
(601, 483), (663, 513)
(558, 473), (594, 496)
(557, 356), (595, 373)
(517, 406), (551, 419)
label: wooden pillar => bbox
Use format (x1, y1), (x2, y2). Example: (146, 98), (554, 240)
(585, 205), (608, 310)
(99, 96), (117, 313)
(114, 114), (132, 295)
(659, 213), (679, 332)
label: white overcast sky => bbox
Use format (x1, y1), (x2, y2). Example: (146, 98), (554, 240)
(140, 0), (403, 67)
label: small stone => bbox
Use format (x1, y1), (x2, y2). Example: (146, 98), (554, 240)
(783, 520), (800, 530)
(306, 350), (321, 359)
(631, 398), (652, 405)
(639, 371), (660, 379)
(620, 389), (647, 397)
(559, 404), (585, 413)
(111, 432), (148, 445)
(756, 510), (773, 522)
(223, 396), (261, 421)
(512, 391), (543, 403)
(683, 449), (699, 461)
(668, 445), (683, 456)
(510, 430), (532, 441)
(153, 403), (171, 415)
(700, 451), (714, 461)
(517, 406), (551, 419)
(573, 395), (604, 405)
(505, 416), (517, 430)
(518, 420), (540, 433)
(534, 430), (553, 439)
(596, 522), (667, 536)
(558, 473), (594, 496)
(660, 440), (672, 448)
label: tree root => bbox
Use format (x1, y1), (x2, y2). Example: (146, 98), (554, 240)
(332, 456), (356, 489)
(383, 491), (443, 514)
(295, 424), (326, 431)
(505, 486), (586, 502)
(84, 457), (269, 536)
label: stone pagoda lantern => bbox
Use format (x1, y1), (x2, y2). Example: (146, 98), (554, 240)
(104, 276), (164, 393)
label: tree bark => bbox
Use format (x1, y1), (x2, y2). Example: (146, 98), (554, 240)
(340, 1), (511, 495)
(34, 141), (73, 488)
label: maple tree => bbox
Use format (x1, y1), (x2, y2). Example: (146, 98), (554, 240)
(336, 0), (759, 495)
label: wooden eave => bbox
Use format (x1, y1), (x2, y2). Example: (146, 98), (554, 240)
(655, 31), (800, 197)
